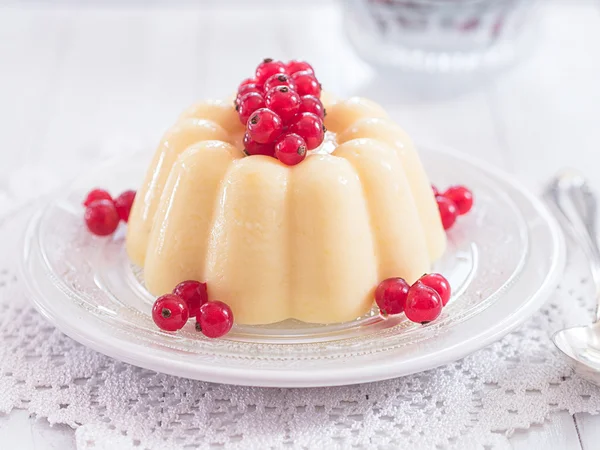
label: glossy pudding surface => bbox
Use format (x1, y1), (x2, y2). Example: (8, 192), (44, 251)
(127, 95), (446, 325)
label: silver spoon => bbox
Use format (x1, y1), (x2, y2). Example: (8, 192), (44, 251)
(545, 169), (600, 385)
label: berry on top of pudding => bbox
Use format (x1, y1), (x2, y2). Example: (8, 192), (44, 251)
(235, 58), (325, 166)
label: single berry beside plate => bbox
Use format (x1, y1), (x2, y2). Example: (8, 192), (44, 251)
(83, 188), (112, 207)
(84, 199), (120, 236)
(418, 273), (451, 306)
(375, 277), (410, 315)
(196, 301), (234, 338)
(443, 185), (474, 215)
(405, 281), (443, 324)
(436, 195), (458, 230)
(152, 294), (189, 332)
(173, 280), (208, 317)
(114, 190), (136, 223)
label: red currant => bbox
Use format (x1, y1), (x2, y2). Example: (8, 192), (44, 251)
(291, 71), (321, 97)
(286, 60), (314, 76)
(196, 301), (234, 338)
(431, 184), (440, 196)
(83, 188), (112, 207)
(114, 190), (136, 223)
(255, 58), (286, 86)
(265, 86), (301, 124)
(289, 112), (324, 150)
(443, 185), (473, 215)
(299, 95), (325, 118)
(375, 277), (410, 315)
(237, 92), (265, 125)
(243, 132), (275, 157)
(239, 77), (258, 88)
(84, 199), (120, 236)
(247, 108), (283, 144)
(436, 195), (458, 230)
(237, 83), (262, 98)
(418, 273), (451, 306)
(405, 281), (442, 324)
(274, 133), (307, 166)
(173, 280), (208, 317)
(263, 73), (296, 93)
(152, 294), (189, 332)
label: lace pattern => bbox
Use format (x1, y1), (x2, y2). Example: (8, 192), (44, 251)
(1, 192), (599, 450)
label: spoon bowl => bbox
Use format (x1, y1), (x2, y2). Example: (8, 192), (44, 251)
(546, 169), (600, 386)
(553, 324), (600, 385)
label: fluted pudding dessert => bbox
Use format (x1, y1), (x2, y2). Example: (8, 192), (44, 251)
(126, 61), (446, 326)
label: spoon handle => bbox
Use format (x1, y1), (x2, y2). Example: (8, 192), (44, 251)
(544, 170), (600, 321)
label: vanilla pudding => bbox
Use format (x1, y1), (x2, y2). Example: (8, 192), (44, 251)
(127, 96), (446, 325)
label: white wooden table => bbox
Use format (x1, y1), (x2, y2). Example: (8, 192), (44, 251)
(1, 1), (600, 448)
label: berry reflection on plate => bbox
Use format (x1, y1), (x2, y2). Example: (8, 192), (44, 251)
(81, 58), (474, 339)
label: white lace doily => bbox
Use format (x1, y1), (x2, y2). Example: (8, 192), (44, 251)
(1, 170), (600, 450)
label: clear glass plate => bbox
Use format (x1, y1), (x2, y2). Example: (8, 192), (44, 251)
(20, 143), (565, 387)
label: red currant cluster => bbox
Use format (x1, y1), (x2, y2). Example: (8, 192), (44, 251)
(83, 188), (136, 236)
(375, 273), (450, 324)
(433, 184), (473, 230)
(152, 280), (234, 339)
(236, 58), (326, 166)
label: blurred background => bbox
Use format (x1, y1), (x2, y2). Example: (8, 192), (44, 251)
(1, 0), (599, 213)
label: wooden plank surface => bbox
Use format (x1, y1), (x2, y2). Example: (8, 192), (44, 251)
(0, 409), (76, 450)
(575, 413), (600, 450)
(510, 411), (582, 450)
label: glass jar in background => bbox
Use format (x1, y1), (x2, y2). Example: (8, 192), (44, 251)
(343, 0), (541, 72)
